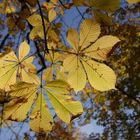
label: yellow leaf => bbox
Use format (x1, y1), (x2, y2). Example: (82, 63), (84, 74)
(43, 2), (55, 10)
(84, 36), (120, 60)
(29, 26), (45, 40)
(45, 80), (83, 123)
(27, 14), (49, 40)
(63, 55), (86, 90)
(79, 19), (101, 50)
(63, 19), (119, 91)
(3, 82), (37, 121)
(43, 67), (53, 81)
(45, 80), (70, 94)
(30, 92), (53, 132)
(0, 41), (39, 90)
(127, 0), (140, 4)
(27, 14), (44, 26)
(2, 79), (83, 129)
(3, 80), (83, 132)
(82, 60), (116, 91)
(67, 28), (79, 52)
(43, 52), (65, 81)
(48, 9), (57, 22)
(48, 28), (60, 42)
(18, 41), (30, 61)
(0, 2), (16, 14)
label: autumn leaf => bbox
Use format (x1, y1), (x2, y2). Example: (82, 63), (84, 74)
(43, 51), (66, 81)
(88, 0), (120, 12)
(63, 19), (120, 91)
(127, 0), (140, 4)
(3, 80), (83, 132)
(48, 9), (57, 22)
(27, 14), (49, 40)
(3, 82), (38, 121)
(0, 41), (39, 90)
(93, 10), (112, 24)
(44, 80), (83, 123)
(43, 0), (64, 16)
(30, 92), (53, 132)
(0, 2), (16, 14)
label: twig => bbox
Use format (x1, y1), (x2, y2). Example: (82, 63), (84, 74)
(28, 23), (47, 73)
(34, 41), (47, 73)
(76, 7), (85, 19)
(0, 33), (9, 51)
(59, 0), (68, 9)
(37, 0), (49, 53)
(116, 85), (140, 104)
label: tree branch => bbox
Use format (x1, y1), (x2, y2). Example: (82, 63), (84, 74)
(34, 41), (47, 73)
(0, 33), (9, 51)
(76, 7), (85, 19)
(37, 0), (49, 53)
(59, 0), (68, 9)
(116, 85), (140, 104)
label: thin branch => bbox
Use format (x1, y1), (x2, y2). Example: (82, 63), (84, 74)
(116, 85), (140, 104)
(5, 122), (19, 140)
(37, 0), (49, 53)
(59, 0), (68, 9)
(76, 7), (85, 20)
(28, 23), (47, 74)
(34, 41), (47, 73)
(0, 33), (9, 51)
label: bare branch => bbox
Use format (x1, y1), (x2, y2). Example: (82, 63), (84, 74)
(0, 33), (9, 51)
(37, 0), (49, 53)
(116, 85), (140, 105)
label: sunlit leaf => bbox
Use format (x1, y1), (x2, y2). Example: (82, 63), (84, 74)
(3, 80), (83, 132)
(79, 19), (101, 49)
(63, 55), (86, 90)
(82, 60), (116, 91)
(0, 2), (16, 14)
(3, 82), (37, 121)
(0, 41), (39, 90)
(30, 92), (53, 132)
(27, 14), (49, 40)
(84, 35), (120, 60)
(127, 0), (140, 4)
(48, 9), (57, 22)
(67, 28), (79, 52)
(63, 19), (120, 91)
(43, 52), (65, 81)
(44, 80), (83, 123)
